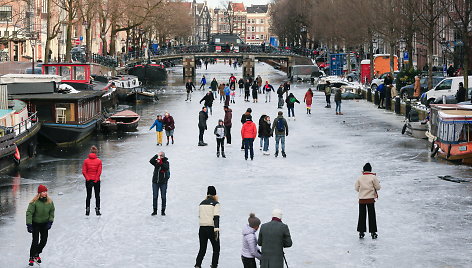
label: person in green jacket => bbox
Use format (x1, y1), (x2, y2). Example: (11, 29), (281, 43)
(26, 185), (55, 266)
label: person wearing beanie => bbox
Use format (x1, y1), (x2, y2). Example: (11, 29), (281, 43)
(26, 185), (55, 266)
(223, 106), (232, 145)
(241, 116), (257, 160)
(200, 90), (215, 115)
(258, 209), (292, 268)
(195, 186), (220, 268)
(198, 107), (209, 146)
(82, 145), (102, 216)
(241, 213), (262, 267)
(214, 119), (226, 158)
(150, 151), (170, 216)
(355, 162), (381, 239)
(285, 93), (300, 120)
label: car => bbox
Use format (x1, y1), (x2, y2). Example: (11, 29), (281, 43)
(370, 71), (399, 90)
(24, 67), (42, 74)
(346, 71), (359, 82)
(399, 76), (444, 100)
(422, 76), (472, 106)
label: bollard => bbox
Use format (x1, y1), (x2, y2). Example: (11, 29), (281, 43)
(367, 89), (372, 102)
(442, 95), (447, 104)
(405, 101), (411, 119)
(374, 91), (379, 105)
(394, 97), (401, 114)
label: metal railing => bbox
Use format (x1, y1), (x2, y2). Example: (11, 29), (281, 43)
(10, 112), (38, 136)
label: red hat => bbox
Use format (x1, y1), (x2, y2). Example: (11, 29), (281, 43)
(37, 185), (48, 193)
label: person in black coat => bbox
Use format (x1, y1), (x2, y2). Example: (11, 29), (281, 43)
(200, 91), (215, 115)
(456, 82), (466, 103)
(258, 115), (272, 155)
(149, 151), (170, 216)
(251, 81), (259, 103)
(198, 107), (208, 146)
(244, 79), (251, 102)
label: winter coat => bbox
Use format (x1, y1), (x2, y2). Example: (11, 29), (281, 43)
(200, 77), (206, 85)
(26, 198), (55, 225)
(256, 76), (262, 87)
(277, 86), (284, 97)
(271, 116), (288, 136)
(199, 197), (220, 228)
(214, 125), (225, 139)
(200, 93), (214, 107)
(414, 77), (421, 98)
(283, 82), (290, 92)
(150, 119), (164, 132)
(163, 115), (175, 131)
(285, 94), (300, 108)
(241, 121), (257, 139)
(185, 82), (195, 93)
(150, 155), (170, 184)
(198, 110), (208, 129)
(263, 84), (275, 92)
(258, 219), (293, 268)
(224, 108), (233, 127)
(82, 153), (102, 182)
(242, 224), (262, 260)
(224, 86), (231, 96)
(258, 116), (271, 137)
(218, 84), (225, 96)
(355, 172), (381, 201)
(252, 84), (258, 98)
(325, 86), (332, 96)
(304, 91), (313, 106)
(210, 80), (218, 91)
(456, 86), (466, 103)
(245, 81), (251, 92)
(238, 78), (245, 88)
(334, 90), (342, 102)
(229, 76), (237, 83)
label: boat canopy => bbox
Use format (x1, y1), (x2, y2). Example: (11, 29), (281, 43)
(0, 74), (62, 84)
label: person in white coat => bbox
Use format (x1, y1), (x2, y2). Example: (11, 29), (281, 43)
(241, 213), (262, 268)
(355, 163), (381, 239)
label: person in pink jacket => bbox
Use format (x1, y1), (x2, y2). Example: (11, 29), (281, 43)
(82, 145), (103, 216)
(241, 116), (257, 160)
(355, 163), (381, 239)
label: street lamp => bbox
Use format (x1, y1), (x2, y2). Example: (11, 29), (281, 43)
(399, 38), (406, 70)
(440, 38), (448, 68)
(29, 31), (38, 73)
(57, 30), (62, 62)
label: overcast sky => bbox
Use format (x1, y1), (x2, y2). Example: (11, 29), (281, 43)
(202, 0), (271, 8)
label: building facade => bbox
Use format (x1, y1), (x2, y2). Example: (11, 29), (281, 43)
(246, 5), (270, 45)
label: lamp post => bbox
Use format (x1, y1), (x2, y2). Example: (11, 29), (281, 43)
(399, 38), (406, 70)
(57, 30), (62, 62)
(440, 38), (448, 69)
(30, 32), (37, 73)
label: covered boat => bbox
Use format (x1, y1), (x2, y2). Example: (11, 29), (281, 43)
(127, 63), (166, 83)
(429, 104), (472, 163)
(101, 110), (140, 132)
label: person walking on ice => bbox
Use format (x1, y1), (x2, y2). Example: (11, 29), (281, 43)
(272, 111), (288, 158)
(263, 81), (275, 102)
(150, 151), (170, 216)
(258, 209), (292, 268)
(195, 186), (220, 268)
(241, 116), (257, 160)
(149, 114), (164, 145)
(241, 213), (262, 268)
(82, 145), (102, 216)
(355, 163), (381, 239)
(186, 79), (196, 101)
(335, 88), (343, 115)
(285, 93), (300, 120)
(26, 185), (55, 266)
(214, 119), (226, 158)
(304, 88), (314, 114)
(162, 112), (175, 145)
(198, 107), (209, 146)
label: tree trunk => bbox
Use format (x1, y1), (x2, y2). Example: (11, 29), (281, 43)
(86, 25), (91, 62)
(44, 0), (52, 63)
(109, 23), (117, 56)
(427, 27), (434, 90)
(101, 36), (107, 56)
(389, 41), (395, 74)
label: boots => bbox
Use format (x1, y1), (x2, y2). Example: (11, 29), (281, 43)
(95, 207), (101, 216)
(29, 257), (34, 266)
(34, 255), (41, 263)
(222, 152), (226, 158)
(161, 209), (166, 216)
(275, 151), (278, 157)
(282, 151), (286, 158)
(85, 207), (90, 216)
(359, 232), (365, 239)
(151, 208), (157, 216)
(371, 232), (378, 239)
(217, 151), (220, 157)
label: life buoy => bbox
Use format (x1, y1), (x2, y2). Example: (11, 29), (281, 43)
(431, 145), (440, 157)
(401, 124), (407, 135)
(14, 146), (20, 160)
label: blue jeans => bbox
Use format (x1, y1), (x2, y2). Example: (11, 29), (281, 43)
(243, 138), (254, 159)
(275, 135), (285, 152)
(287, 107), (294, 117)
(262, 136), (269, 152)
(335, 101), (341, 113)
(152, 183), (167, 210)
(206, 106), (212, 115)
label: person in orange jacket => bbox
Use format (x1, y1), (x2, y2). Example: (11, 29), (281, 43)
(241, 116), (257, 160)
(82, 145), (103, 216)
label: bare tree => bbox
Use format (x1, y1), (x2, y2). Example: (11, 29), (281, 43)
(53, 0), (79, 62)
(77, 0), (98, 61)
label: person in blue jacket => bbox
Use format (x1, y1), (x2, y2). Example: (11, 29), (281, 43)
(377, 83), (385, 109)
(150, 115), (164, 146)
(199, 75), (207, 90)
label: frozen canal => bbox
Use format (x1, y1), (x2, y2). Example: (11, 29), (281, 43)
(1, 62), (472, 267)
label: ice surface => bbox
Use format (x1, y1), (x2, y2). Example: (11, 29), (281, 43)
(1, 62), (472, 267)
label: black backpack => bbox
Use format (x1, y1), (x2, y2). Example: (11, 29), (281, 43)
(276, 118), (285, 132)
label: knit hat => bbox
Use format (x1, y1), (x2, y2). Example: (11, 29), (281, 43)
(272, 209), (283, 219)
(37, 185), (48, 193)
(248, 213), (261, 228)
(246, 108), (252, 113)
(363, 163), (372, 172)
(207, 186), (217, 196)
(218, 119), (224, 123)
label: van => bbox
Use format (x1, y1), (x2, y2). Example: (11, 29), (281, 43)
(423, 76), (472, 105)
(288, 65), (321, 82)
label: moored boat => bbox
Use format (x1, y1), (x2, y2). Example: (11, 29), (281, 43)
(101, 110), (140, 132)
(127, 63), (167, 83)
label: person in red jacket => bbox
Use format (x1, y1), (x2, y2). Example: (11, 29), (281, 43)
(241, 116), (257, 160)
(82, 145), (103, 216)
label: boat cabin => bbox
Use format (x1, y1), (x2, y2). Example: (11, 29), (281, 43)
(42, 63), (93, 90)
(430, 104), (472, 144)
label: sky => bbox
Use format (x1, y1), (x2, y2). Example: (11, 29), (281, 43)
(200, 0), (271, 8)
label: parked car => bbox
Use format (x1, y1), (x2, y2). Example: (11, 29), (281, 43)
(399, 76), (444, 100)
(370, 71), (399, 90)
(421, 76), (472, 106)
(346, 71), (359, 82)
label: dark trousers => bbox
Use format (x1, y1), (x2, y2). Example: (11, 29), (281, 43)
(243, 138), (254, 159)
(199, 127), (205, 142)
(325, 95), (331, 105)
(287, 106), (295, 117)
(245, 91), (250, 100)
(216, 138), (225, 152)
(278, 96), (284, 108)
(379, 92), (385, 107)
(196, 226), (220, 267)
(152, 182), (167, 211)
(30, 222), (48, 257)
(357, 203), (377, 233)
(242, 256), (257, 268)
(225, 125), (231, 144)
(225, 95), (230, 106)
(85, 180), (100, 209)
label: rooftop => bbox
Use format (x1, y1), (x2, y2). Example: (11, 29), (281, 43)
(10, 90), (105, 101)
(247, 4), (268, 13)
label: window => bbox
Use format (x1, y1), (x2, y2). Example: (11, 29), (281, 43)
(252, 26), (255, 32)
(60, 66), (72, 80)
(0, 6), (12, 22)
(42, 0), (48, 13)
(73, 66), (85, 80)
(260, 19), (264, 24)
(435, 79), (452, 91)
(261, 35), (264, 40)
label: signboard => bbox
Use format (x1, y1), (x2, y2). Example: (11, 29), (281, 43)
(216, 46), (221, 52)
(234, 46), (239, 53)
(403, 51), (409, 61)
(79, 36), (83, 41)
(75, 39), (80, 45)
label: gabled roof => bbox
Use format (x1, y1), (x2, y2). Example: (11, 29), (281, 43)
(247, 5), (268, 13)
(229, 2), (245, 12)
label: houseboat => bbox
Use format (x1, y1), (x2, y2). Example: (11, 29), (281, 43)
(11, 90), (104, 146)
(109, 75), (142, 102)
(0, 85), (41, 172)
(127, 63), (167, 83)
(429, 104), (472, 164)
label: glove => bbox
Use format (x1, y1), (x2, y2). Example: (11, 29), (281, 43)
(214, 228), (220, 241)
(46, 221), (53, 230)
(27, 224), (33, 233)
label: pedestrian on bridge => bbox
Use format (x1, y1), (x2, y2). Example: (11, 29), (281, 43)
(355, 163), (381, 239)
(199, 75), (207, 91)
(263, 81), (275, 103)
(304, 88), (313, 114)
(186, 79), (196, 102)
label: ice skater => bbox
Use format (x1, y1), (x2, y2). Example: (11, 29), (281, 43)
(200, 90), (215, 115)
(241, 116), (257, 160)
(355, 163), (381, 239)
(285, 93), (300, 120)
(335, 88), (343, 115)
(277, 84), (285, 109)
(263, 81), (275, 102)
(238, 77), (245, 96)
(259, 115), (271, 155)
(199, 75), (207, 90)
(26, 185), (55, 266)
(198, 107), (209, 146)
(214, 119), (226, 158)
(304, 88), (314, 114)
(272, 111), (288, 158)
(149, 115), (164, 145)
(224, 106), (232, 145)
(251, 81), (258, 103)
(241, 213), (262, 268)
(244, 79), (251, 102)
(186, 79), (195, 101)
(150, 151), (170, 216)
(195, 186), (220, 268)
(324, 81), (332, 108)
(82, 145), (103, 216)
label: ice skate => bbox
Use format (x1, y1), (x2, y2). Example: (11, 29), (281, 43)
(95, 207), (101, 216)
(34, 255), (42, 263)
(359, 232), (365, 239)
(371, 232), (378, 239)
(85, 207), (90, 216)
(282, 151), (286, 158)
(151, 208), (157, 216)
(222, 152), (226, 158)
(28, 257), (34, 266)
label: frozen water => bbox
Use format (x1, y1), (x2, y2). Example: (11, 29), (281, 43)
(1, 62), (472, 267)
